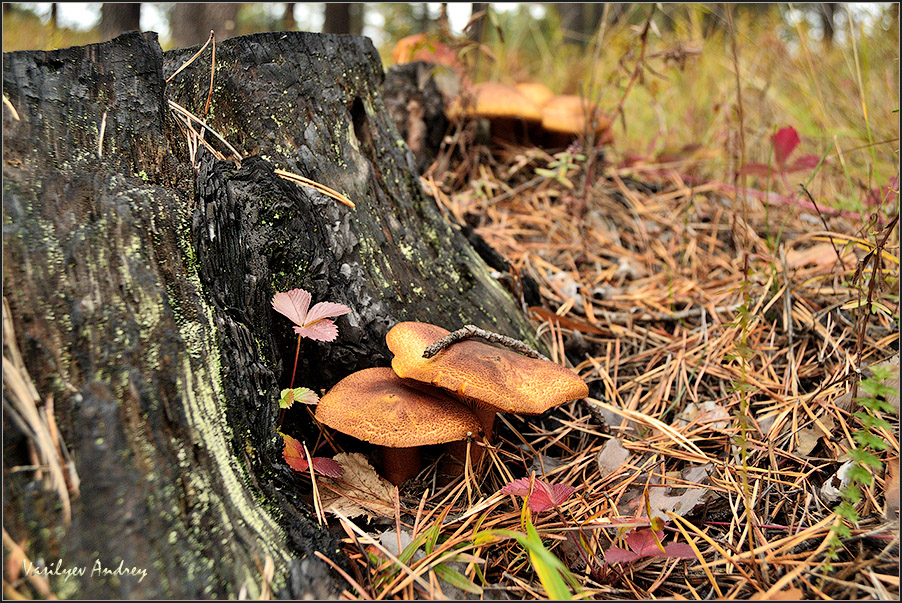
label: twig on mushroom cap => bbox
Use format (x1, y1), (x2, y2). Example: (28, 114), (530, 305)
(422, 324), (550, 361)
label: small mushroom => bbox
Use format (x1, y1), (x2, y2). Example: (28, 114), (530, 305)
(386, 322), (589, 444)
(314, 367), (481, 485)
(539, 94), (614, 148)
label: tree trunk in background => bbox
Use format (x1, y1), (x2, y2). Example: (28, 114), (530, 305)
(556, 3), (605, 45)
(170, 3), (241, 48)
(282, 2), (296, 30)
(468, 2), (487, 42)
(323, 3), (350, 34)
(3, 30), (540, 598)
(50, 2), (58, 28)
(99, 3), (141, 41)
(820, 3), (838, 48)
(323, 3), (363, 35)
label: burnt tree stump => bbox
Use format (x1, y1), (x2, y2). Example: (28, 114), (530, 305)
(2, 31), (539, 598)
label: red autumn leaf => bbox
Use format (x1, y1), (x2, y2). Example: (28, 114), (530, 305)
(500, 477), (576, 513)
(310, 457), (344, 478)
(773, 126), (800, 167)
(281, 433), (344, 477)
(603, 545), (641, 564)
(282, 433), (309, 472)
(604, 528), (696, 565)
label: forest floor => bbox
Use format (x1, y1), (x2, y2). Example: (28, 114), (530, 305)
(323, 127), (900, 600)
(2, 6), (898, 599)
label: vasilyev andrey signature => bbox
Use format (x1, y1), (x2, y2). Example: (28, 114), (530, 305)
(23, 558), (148, 583)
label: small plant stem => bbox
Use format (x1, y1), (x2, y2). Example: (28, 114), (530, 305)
(290, 334), (302, 388)
(279, 334), (303, 428)
(422, 324), (549, 361)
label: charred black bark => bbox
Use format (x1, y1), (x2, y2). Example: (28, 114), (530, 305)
(3, 30), (540, 598)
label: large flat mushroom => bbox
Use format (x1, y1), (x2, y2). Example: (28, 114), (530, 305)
(540, 94), (614, 148)
(314, 367), (481, 485)
(386, 322), (589, 443)
(446, 82), (542, 145)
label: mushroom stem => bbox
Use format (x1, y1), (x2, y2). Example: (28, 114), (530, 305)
(446, 406), (495, 472)
(381, 446), (422, 485)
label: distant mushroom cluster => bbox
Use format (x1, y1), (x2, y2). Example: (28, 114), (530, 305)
(389, 34), (614, 150)
(446, 82), (614, 148)
(315, 322), (588, 485)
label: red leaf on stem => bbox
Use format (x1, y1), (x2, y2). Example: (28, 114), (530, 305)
(604, 528), (696, 564)
(500, 477), (576, 513)
(773, 126), (800, 167)
(281, 433), (344, 477)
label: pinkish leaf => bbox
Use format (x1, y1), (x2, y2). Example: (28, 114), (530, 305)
(788, 154), (821, 171)
(529, 483), (576, 513)
(626, 528), (666, 557)
(661, 543), (696, 559)
(604, 546), (640, 564)
(293, 320), (340, 342)
(605, 528), (697, 564)
(739, 162), (775, 177)
(272, 289), (312, 326)
(499, 477), (576, 513)
(773, 126), (800, 166)
(305, 301), (352, 324)
(500, 477), (533, 497)
(311, 457), (345, 478)
(272, 288), (351, 342)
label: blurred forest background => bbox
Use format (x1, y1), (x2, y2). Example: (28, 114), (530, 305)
(2, 2), (899, 211)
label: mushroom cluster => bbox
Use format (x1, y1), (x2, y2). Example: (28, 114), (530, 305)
(314, 322), (589, 485)
(446, 81), (613, 148)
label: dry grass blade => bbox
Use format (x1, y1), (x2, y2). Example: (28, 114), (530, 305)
(586, 397), (714, 463)
(2, 298), (75, 524)
(97, 110), (107, 159)
(2, 528), (55, 599)
(273, 168), (356, 209)
(167, 99), (243, 163)
(165, 30), (215, 83)
(313, 551), (373, 600)
(2, 93), (20, 121)
(330, 510), (439, 598)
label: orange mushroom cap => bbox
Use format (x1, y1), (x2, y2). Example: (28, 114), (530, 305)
(392, 33), (460, 70)
(541, 95), (612, 136)
(315, 367), (481, 447)
(446, 82), (542, 123)
(386, 322), (589, 417)
(515, 82), (554, 108)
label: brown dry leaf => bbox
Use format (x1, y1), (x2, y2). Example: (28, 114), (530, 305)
(885, 457), (900, 521)
(319, 453), (395, 522)
(786, 242), (852, 273)
(597, 438), (630, 479)
(751, 586), (805, 600)
(646, 465), (712, 522)
(675, 401), (730, 430)
(793, 414), (835, 457)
